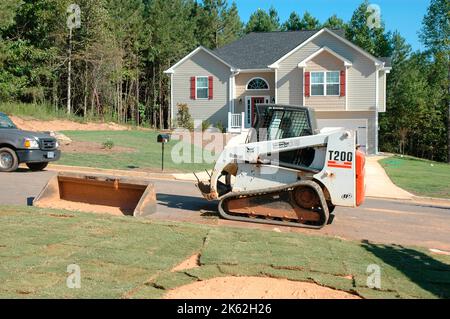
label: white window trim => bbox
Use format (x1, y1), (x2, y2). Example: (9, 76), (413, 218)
(245, 96), (270, 127)
(310, 71), (340, 97)
(246, 77), (270, 91)
(195, 76), (209, 100)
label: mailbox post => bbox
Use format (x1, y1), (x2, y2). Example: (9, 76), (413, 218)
(157, 133), (170, 171)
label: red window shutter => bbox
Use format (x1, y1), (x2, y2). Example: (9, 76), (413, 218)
(190, 77), (196, 100)
(208, 76), (213, 100)
(340, 70), (346, 97)
(304, 71), (310, 97)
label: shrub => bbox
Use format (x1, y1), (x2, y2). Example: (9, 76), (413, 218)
(201, 120), (211, 132)
(102, 139), (114, 149)
(215, 121), (224, 133)
(176, 103), (194, 130)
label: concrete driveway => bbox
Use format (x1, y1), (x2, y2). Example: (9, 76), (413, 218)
(1, 168), (449, 251)
(364, 156), (414, 200)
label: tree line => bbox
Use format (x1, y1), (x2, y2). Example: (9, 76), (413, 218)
(0, 0), (448, 162)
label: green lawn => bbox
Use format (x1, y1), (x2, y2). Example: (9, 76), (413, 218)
(380, 155), (450, 199)
(58, 130), (214, 173)
(0, 206), (448, 299)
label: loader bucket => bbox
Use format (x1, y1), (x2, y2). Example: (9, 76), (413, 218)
(34, 172), (156, 217)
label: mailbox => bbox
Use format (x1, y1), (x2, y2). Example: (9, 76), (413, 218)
(157, 133), (170, 171)
(157, 133), (170, 143)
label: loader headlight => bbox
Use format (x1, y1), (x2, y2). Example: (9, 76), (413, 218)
(23, 138), (40, 149)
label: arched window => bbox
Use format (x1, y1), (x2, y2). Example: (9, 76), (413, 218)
(246, 77), (269, 90)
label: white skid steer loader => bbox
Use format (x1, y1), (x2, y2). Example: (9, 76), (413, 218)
(196, 104), (365, 229)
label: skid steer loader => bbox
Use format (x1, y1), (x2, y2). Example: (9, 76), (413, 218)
(196, 104), (365, 229)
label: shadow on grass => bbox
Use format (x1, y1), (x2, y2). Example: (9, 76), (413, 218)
(362, 242), (450, 298)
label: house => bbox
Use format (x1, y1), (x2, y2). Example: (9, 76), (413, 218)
(164, 28), (391, 154)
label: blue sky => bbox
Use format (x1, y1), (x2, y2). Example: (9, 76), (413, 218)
(233, 0), (430, 51)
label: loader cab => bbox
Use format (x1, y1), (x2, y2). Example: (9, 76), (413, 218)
(252, 104), (317, 140)
(249, 104), (318, 168)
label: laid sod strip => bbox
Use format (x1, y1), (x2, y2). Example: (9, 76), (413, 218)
(0, 206), (449, 298)
(192, 228), (450, 299)
(380, 155), (450, 199)
(0, 206), (208, 298)
(58, 130), (214, 173)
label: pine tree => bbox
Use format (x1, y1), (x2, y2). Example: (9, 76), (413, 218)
(283, 12), (302, 31)
(245, 7), (280, 33)
(323, 14), (346, 30)
(196, 0), (243, 49)
(300, 12), (320, 30)
(345, 0), (392, 57)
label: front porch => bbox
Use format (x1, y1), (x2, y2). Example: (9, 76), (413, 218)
(227, 96), (272, 133)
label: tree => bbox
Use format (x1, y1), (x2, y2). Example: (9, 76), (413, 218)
(419, 0), (450, 162)
(380, 32), (447, 161)
(196, 0), (242, 49)
(282, 11), (321, 31)
(145, 0), (198, 128)
(300, 11), (320, 30)
(346, 0), (392, 57)
(0, 0), (23, 31)
(245, 7), (280, 33)
(282, 11), (302, 31)
(323, 14), (346, 30)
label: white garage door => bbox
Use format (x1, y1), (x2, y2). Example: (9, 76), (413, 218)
(316, 119), (368, 153)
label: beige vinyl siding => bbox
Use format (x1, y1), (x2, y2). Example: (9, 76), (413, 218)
(304, 51), (345, 110)
(378, 70), (386, 112)
(172, 50), (231, 127)
(234, 72), (275, 113)
(277, 32), (377, 110)
(315, 110), (377, 154)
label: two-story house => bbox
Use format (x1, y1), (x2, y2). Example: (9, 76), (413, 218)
(164, 28), (391, 154)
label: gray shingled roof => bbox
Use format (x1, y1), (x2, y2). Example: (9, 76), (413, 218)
(213, 29), (345, 69)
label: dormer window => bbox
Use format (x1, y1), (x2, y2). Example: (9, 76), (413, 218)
(246, 78), (269, 91)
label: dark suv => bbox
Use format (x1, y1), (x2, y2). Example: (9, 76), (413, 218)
(0, 112), (61, 172)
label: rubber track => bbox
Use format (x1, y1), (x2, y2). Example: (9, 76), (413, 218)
(218, 180), (330, 229)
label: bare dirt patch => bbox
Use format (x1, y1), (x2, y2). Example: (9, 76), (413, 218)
(60, 140), (136, 154)
(10, 116), (128, 132)
(171, 254), (200, 272)
(164, 276), (361, 299)
(37, 199), (130, 216)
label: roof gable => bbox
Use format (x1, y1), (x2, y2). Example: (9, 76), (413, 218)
(164, 46), (234, 74)
(213, 30), (325, 69)
(298, 46), (353, 67)
(269, 28), (384, 68)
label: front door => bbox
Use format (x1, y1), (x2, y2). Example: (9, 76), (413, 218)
(245, 96), (268, 128)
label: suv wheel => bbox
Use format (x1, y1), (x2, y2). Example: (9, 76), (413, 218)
(0, 147), (19, 172)
(26, 162), (49, 171)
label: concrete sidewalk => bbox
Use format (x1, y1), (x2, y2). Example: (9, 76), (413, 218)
(364, 156), (414, 200)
